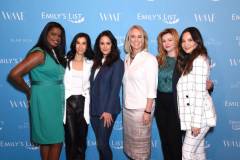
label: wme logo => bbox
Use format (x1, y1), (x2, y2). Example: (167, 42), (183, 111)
(229, 58), (240, 66)
(223, 140), (240, 148)
(194, 13), (215, 23)
(1, 11), (24, 21)
(9, 100), (28, 108)
(99, 12), (120, 22)
(232, 13), (240, 21)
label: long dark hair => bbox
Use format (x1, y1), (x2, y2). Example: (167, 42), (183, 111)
(92, 30), (120, 70)
(177, 27), (208, 75)
(32, 21), (66, 67)
(66, 32), (94, 69)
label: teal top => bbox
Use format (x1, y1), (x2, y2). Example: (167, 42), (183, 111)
(157, 56), (176, 93)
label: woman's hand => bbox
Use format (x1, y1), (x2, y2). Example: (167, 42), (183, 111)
(26, 89), (31, 108)
(143, 112), (151, 125)
(206, 80), (213, 90)
(100, 112), (113, 128)
(191, 127), (201, 137)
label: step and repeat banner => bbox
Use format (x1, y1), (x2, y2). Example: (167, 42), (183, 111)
(1, 0), (240, 159)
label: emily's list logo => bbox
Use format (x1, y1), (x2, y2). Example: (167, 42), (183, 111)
(194, 13), (215, 23)
(99, 12), (120, 22)
(229, 120), (240, 131)
(1, 11), (24, 21)
(0, 58), (23, 64)
(41, 12), (85, 24)
(137, 13), (179, 24)
(225, 100), (240, 108)
(0, 140), (38, 150)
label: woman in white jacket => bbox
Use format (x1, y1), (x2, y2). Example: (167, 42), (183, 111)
(176, 27), (216, 160)
(64, 33), (94, 160)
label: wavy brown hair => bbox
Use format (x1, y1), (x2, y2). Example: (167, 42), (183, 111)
(156, 28), (179, 67)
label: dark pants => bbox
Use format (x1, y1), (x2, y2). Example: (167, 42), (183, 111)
(90, 114), (117, 160)
(155, 91), (182, 160)
(65, 95), (88, 160)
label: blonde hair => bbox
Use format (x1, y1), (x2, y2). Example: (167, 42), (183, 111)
(124, 25), (148, 54)
(157, 28), (179, 66)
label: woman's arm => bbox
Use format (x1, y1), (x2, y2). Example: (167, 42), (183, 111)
(143, 56), (158, 125)
(8, 51), (45, 100)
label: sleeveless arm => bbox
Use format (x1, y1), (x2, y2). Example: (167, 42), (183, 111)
(8, 51), (45, 100)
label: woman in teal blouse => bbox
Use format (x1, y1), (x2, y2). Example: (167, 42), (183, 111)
(155, 28), (182, 160)
(8, 22), (66, 160)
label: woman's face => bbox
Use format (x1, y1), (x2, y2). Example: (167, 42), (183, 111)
(181, 32), (197, 54)
(162, 33), (176, 54)
(75, 37), (87, 56)
(99, 35), (112, 57)
(47, 27), (62, 48)
(129, 28), (144, 53)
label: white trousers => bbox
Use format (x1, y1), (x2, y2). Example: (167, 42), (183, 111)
(182, 127), (210, 160)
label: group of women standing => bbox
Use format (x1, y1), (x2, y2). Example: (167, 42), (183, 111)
(8, 21), (216, 160)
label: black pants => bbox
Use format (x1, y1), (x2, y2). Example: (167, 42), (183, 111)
(155, 91), (182, 160)
(91, 114), (117, 160)
(65, 95), (88, 160)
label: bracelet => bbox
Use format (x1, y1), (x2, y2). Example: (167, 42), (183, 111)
(144, 110), (151, 114)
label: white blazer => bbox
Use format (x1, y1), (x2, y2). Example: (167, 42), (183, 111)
(63, 59), (93, 124)
(123, 51), (158, 109)
(177, 55), (216, 130)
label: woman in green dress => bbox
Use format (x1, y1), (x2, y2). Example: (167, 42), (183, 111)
(8, 21), (66, 160)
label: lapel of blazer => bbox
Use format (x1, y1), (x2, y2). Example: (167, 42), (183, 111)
(90, 64), (107, 87)
(125, 51), (145, 73)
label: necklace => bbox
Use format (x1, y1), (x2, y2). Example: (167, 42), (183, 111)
(130, 54), (135, 60)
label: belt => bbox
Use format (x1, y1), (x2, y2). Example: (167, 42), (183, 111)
(31, 80), (63, 85)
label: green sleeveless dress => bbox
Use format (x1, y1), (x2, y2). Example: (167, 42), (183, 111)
(29, 47), (65, 144)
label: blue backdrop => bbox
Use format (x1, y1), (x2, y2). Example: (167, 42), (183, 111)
(1, 0), (240, 159)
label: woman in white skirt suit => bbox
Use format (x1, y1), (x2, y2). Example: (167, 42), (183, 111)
(122, 25), (158, 160)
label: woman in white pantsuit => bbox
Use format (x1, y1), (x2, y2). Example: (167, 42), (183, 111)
(176, 27), (216, 160)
